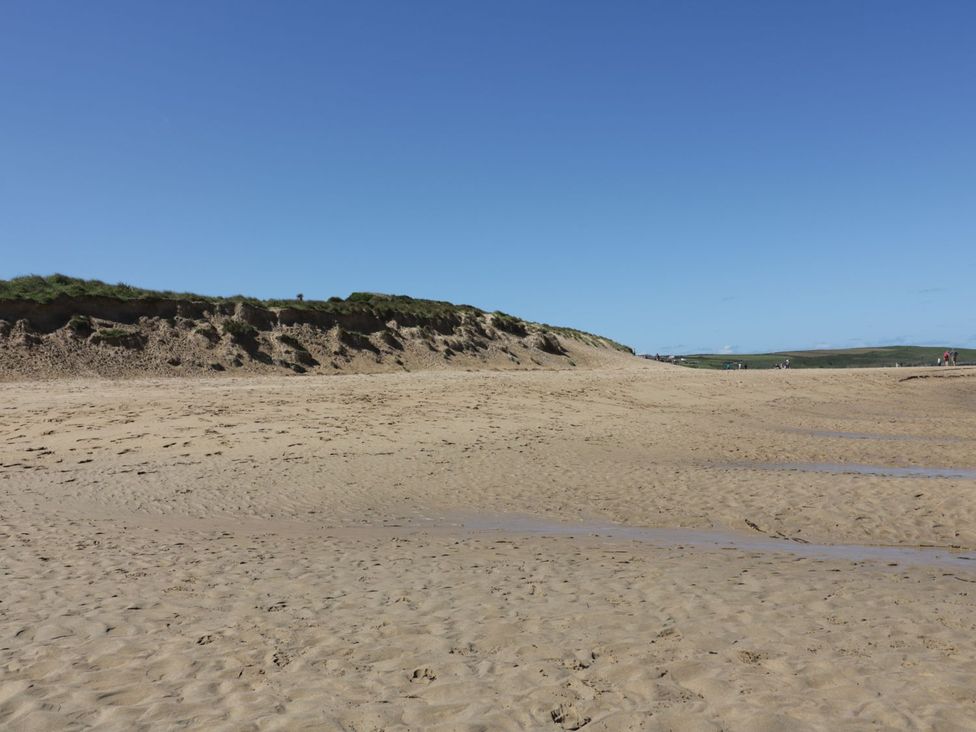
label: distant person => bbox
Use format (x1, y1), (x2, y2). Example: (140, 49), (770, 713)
(944, 350), (950, 366)
(953, 350), (959, 366)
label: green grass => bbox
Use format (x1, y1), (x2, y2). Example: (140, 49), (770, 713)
(0, 275), (478, 318)
(92, 327), (130, 339)
(491, 311), (527, 336)
(67, 314), (92, 332)
(0, 274), (209, 303)
(221, 320), (258, 339)
(676, 346), (976, 369)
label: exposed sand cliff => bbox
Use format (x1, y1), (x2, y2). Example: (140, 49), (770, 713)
(0, 294), (633, 379)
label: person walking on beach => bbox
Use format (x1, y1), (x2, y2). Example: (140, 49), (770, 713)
(944, 350), (950, 366)
(953, 350), (959, 366)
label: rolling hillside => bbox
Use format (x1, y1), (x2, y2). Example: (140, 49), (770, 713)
(676, 346), (974, 369)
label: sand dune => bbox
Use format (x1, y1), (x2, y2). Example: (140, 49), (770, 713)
(2, 361), (975, 729)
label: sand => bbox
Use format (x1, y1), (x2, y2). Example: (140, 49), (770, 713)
(2, 361), (976, 730)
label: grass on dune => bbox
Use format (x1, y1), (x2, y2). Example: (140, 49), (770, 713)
(0, 274), (634, 352)
(0, 274), (479, 317)
(0, 274), (209, 303)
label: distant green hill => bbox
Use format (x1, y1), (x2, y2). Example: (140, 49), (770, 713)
(675, 346), (974, 370)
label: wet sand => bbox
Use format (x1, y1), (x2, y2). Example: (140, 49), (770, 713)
(724, 461), (976, 480)
(2, 363), (975, 729)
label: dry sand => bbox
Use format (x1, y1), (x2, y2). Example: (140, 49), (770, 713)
(2, 360), (976, 730)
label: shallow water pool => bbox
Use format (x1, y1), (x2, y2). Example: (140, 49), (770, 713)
(436, 513), (976, 572)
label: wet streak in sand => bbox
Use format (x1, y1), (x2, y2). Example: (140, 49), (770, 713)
(410, 513), (976, 572)
(785, 428), (967, 443)
(733, 462), (976, 480)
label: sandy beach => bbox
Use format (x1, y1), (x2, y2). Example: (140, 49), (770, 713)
(2, 360), (976, 730)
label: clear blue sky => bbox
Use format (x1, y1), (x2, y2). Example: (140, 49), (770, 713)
(2, 1), (974, 354)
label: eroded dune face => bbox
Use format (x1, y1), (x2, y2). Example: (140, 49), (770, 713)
(0, 295), (634, 379)
(1, 364), (975, 730)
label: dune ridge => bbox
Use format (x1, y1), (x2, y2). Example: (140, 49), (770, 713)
(0, 277), (632, 379)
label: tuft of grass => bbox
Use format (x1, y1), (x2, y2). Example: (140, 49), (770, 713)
(221, 320), (258, 339)
(491, 311), (527, 336)
(95, 327), (128, 338)
(67, 314), (92, 332)
(90, 327), (138, 345)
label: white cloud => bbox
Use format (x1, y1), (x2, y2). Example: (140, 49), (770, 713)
(719, 345), (735, 355)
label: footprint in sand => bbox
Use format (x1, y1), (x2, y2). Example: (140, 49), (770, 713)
(550, 703), (590, 730)
(410, 667), (436, 683)
(563, 650), (598, 670)
(737, 649), (768, 665)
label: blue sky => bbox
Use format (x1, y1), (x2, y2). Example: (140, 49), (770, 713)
(1, 1), (973, 354)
